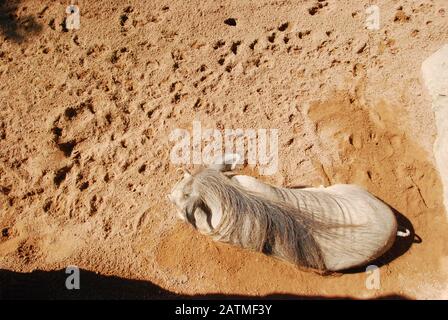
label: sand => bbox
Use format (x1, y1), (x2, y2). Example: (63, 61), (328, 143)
(0, 0), (447, 299)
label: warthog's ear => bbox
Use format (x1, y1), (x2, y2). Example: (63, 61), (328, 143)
(176, 167), (191, 178)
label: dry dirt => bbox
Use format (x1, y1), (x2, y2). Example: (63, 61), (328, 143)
(0, 0), (447, 299)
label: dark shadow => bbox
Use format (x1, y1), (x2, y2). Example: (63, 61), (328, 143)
(0, 268), (409, 300)
(0, 268), (176, 300)
(284, 184), (311, 189)
(343, 205), (420, 274)
(0, 0), (42, 42)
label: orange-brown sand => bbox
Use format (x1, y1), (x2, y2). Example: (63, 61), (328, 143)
(0, 0), (447, 299)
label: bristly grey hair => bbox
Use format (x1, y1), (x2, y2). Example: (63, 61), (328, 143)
(170, 165), (400, 272)
(188, 168), (348, 271)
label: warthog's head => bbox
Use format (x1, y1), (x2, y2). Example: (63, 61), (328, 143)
(168, 153), (240, 222)
(167, 168), (196, 222)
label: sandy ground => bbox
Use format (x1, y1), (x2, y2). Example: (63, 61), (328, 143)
(0, 0), (447, 299)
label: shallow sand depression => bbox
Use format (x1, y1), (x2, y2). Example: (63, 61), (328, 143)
(0, 0), (447, 299)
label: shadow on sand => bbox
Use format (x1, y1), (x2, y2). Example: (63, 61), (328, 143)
(0, 0), (42, 42)
(0, 268), (408, 300)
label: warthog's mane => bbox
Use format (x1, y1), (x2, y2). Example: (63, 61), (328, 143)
(188, 169), (355, 271)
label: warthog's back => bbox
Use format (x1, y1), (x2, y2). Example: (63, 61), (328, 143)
(231, 175), (397, 271)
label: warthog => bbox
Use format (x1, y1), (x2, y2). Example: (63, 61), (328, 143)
(168, 163), (407, 272)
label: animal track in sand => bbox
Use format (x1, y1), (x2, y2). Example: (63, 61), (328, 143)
(394, 6), (411, 23)
(120, 6), (134, 27)
(50, 100), (96, 160)
(16, 239), (41, 264)
(54, 165), (72, 187)
(308, 1), (329, 16)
